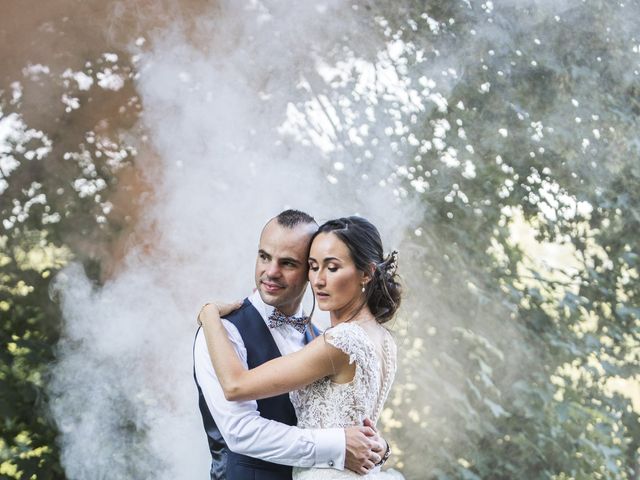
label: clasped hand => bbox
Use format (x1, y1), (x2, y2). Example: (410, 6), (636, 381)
(345, 418), (388, 475)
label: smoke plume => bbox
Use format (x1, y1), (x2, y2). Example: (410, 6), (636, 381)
(49, 1), (423, 477)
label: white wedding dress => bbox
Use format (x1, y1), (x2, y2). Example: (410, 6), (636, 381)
(290, 322), (405, 479)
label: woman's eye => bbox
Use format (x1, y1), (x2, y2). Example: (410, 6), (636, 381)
(309, 265), (319, 271)
(328, 266), (338, 272)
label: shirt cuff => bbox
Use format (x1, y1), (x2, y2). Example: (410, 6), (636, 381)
(311, 428), (345, 470)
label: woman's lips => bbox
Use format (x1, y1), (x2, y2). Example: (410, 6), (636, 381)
(316, 292), (330, 299)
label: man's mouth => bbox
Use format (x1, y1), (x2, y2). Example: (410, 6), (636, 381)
(261, 281), (284, 293)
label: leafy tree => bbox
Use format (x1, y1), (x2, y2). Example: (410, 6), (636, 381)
(356, 1), (640, 478)
(1, 45), (140, 478)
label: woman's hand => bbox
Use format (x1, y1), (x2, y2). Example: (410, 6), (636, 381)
(197, 300), (243, 326)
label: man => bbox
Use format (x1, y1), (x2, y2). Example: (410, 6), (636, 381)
(193, 209), (385, 479)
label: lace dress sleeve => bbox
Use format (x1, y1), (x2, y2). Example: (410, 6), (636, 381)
(323, 322), (392, 424)
(323, 322), (371, 367)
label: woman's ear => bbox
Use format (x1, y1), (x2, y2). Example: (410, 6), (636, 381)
(361, 263), (375, 285)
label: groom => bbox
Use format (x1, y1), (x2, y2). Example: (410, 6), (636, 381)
(193, 209), (385, 479)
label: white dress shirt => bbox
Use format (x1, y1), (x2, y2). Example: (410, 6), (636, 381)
(193, 290), (345, 469)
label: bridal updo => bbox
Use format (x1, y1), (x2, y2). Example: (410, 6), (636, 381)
(313, 216), (401, 323)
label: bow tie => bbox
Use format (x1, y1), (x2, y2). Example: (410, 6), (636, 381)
(267, 309), (310, 334)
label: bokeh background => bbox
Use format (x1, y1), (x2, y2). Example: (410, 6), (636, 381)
(1, 0), (639, 479)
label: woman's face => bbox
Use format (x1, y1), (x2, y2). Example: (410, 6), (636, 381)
(308, 232), (368, 319)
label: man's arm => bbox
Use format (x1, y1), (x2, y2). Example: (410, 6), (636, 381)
(194, 323), (344, 468)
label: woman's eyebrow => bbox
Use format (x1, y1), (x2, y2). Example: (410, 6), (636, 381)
(308, 256), (343, 263)
(319, 256), (342, 263)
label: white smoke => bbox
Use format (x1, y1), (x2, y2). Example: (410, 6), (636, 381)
(49, 1), (423, 478)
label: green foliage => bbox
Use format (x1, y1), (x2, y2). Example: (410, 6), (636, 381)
(1, 45), (138, 478)
(0, 230), (67, 479)
(370, 1), (640, 478)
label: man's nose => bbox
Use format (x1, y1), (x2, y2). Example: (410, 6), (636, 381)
(266, 261), (281, 278)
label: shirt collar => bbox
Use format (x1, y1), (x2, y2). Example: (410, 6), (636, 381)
(248, 290), (305, 323)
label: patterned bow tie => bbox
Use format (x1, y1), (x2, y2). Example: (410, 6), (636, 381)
(267, 309), (310, 334)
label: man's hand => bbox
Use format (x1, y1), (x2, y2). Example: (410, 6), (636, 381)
(344, 425), (384, 475)
(363, 418), (387, 456)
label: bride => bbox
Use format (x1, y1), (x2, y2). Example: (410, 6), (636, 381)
(199, 216), (405, 479)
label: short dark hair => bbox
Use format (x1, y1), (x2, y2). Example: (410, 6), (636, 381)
(274, 209), (317, 228)
(312, 216), (401, 323)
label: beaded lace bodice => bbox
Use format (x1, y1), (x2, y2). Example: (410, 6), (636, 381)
(290, 322), (397, 429)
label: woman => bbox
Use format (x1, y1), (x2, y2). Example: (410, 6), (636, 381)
(199, 217), (404, 479)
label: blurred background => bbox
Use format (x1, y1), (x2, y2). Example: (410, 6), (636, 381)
(1, 0), (639, 479)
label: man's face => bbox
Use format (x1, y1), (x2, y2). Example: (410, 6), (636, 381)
(254, 220), (316, 316)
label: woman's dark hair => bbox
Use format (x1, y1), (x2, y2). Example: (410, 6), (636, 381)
(312, 216), (401, 323)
